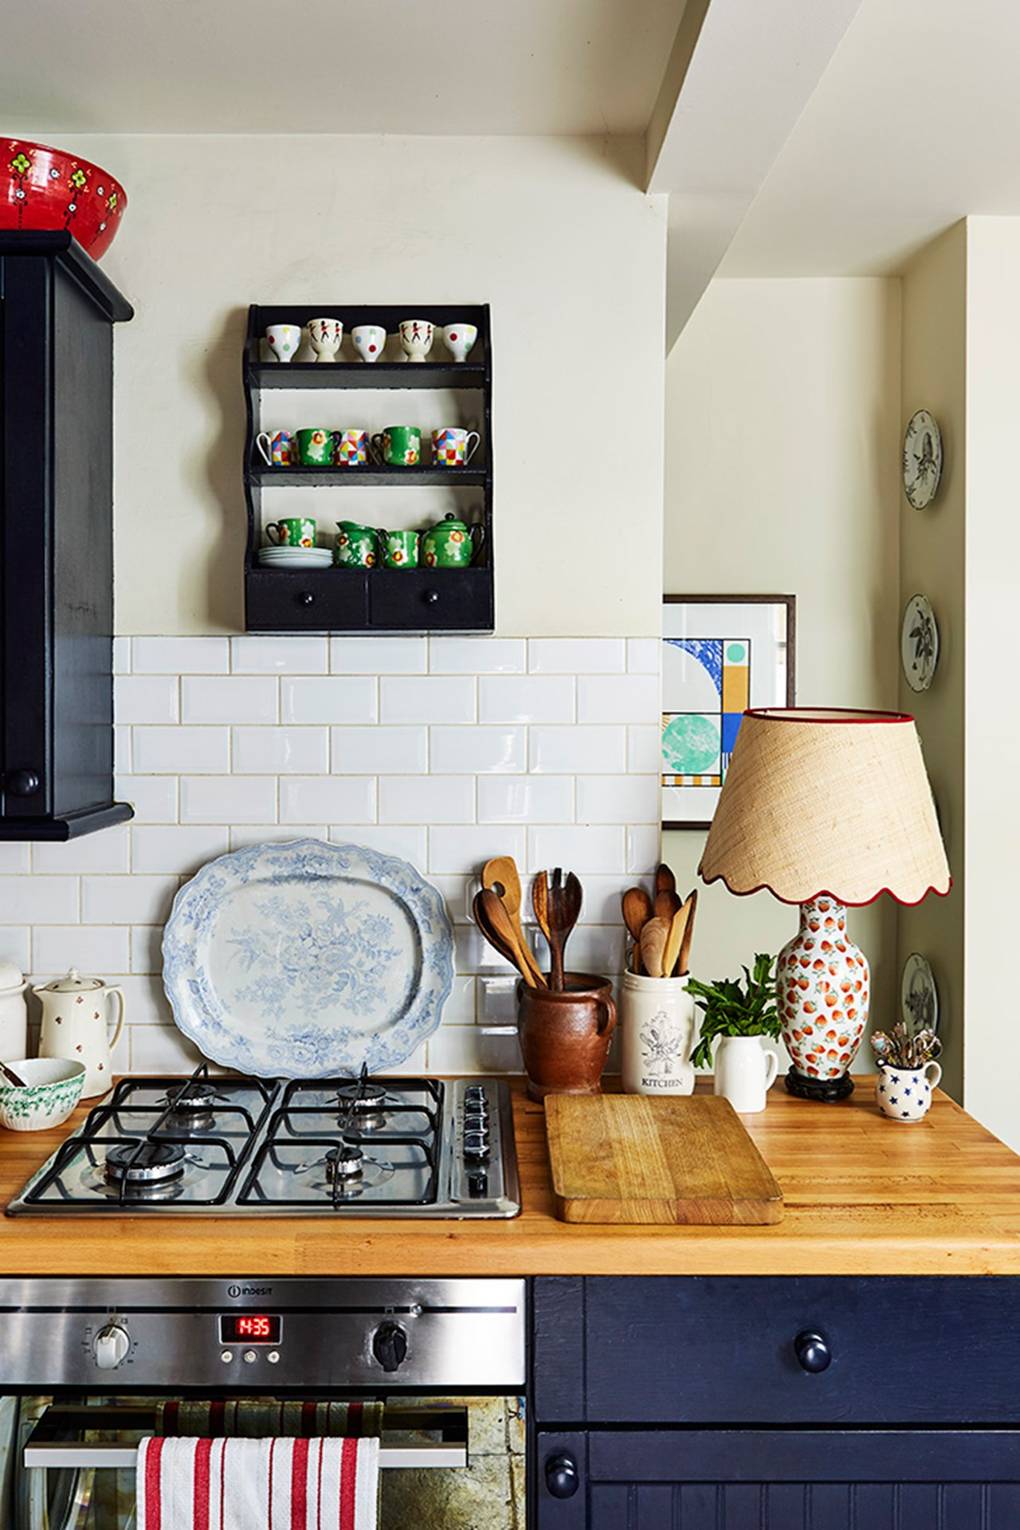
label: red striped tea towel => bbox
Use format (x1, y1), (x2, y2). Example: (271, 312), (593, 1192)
(157, 1401), (383, 1438)
(137, 1435), (379, 1530)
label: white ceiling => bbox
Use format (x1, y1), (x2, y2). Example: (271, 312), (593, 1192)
(721, 0), (1020, 276)
(0, 0), (684, 137)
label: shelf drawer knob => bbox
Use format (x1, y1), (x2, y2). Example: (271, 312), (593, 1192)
(299, 592), (315, 606)
(794, 1330), (832, 1373)
(5, 769), (41, 797)
(423, 589), (440, 605)
(545, 1453), (579, 1498)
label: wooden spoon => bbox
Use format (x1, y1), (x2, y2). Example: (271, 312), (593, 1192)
(655, 862), (677, 900)
(482, 855), (544, 987)
(654, 886), (681, 922)
(0, 1060), (26, 1087)
(662, 902), (690, 978)
(545, 868), (566, 990)
(621, 885), (653, 975)
(531, 870), (553, 982)
(639, 916), (670, 979)
(473, 889), (547, 987)
(552, 870), (583, 982)
(676, 889), (698, 976)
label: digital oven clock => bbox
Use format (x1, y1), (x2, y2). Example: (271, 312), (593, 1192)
(219, 1313), (282, 1344)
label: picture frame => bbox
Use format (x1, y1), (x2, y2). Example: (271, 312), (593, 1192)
(662, 594), (796, 830)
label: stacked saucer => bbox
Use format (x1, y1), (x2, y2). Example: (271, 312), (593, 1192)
(258, 546), (334, 570)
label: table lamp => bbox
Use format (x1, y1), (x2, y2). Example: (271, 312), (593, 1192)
(698, 708), (950, 1101)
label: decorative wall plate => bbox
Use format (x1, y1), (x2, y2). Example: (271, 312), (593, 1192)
(901, 952), (939, 1034)
(162, 839), (454, 1077)
(903, 409), (943, 508)
(901, 593), (939, 692)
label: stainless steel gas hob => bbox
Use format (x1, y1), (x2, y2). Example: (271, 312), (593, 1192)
(6, 1069), (520, 1217)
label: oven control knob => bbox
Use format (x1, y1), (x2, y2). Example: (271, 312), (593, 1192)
(372, 1321), (408, 1373)
(94, 1323), (130, 1370)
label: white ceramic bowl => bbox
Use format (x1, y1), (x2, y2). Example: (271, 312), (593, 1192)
(0, 1057), (86, 1131)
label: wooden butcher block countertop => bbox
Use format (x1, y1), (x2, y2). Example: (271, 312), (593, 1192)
(1, 1079), (1020, 1276)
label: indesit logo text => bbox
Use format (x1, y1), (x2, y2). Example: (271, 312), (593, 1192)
(227, 1284), (272, 1298)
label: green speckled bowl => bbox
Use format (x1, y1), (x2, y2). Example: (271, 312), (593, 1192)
(0, 1057), (86, 1131)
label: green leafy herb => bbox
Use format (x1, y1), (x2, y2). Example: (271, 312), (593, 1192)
(688, 953), (781, 1070)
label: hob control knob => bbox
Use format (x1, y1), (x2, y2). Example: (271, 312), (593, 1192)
(94, 1323), (130, 1370)
(372, 1321), (408, 1373)
(463, 1131), (490, 1160)
(794, 1330), (832, 1373)
(467, 1169), (488, 1198)
(545, 1453), (580, 1499)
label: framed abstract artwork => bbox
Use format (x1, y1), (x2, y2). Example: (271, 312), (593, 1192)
(662, 594), (796, 830)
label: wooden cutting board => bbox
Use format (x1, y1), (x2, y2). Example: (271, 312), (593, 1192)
(545, 1093), (783, 1225)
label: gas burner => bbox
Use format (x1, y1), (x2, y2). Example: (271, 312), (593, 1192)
(324, 1143), (365, 1183)
(158, 1081), (220, 1132)
(336, 1081), (389, 1132)
(105, 1141), (186, 1189)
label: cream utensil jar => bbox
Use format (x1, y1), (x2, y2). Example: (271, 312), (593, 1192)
(36, 969), (125, 1097)
(0, 958), (28, 1062)
(713, 1036), (779, 1114)
(620, 970), (695, 1096)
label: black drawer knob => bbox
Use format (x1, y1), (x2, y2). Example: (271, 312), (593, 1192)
(6, 769), (40, 797)
(299, 592), (315, 606)
(794, 1330), (832, 1373)
(545, 1453), (579, 1499)
(423, 588), (440, 605)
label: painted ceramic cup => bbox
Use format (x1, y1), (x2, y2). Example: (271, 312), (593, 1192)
(307, 316), (343, 363)
(265, 323), (302, 363)
(381, 529), (419, 568)
(295, 428), (337, 466)
(335, 521), (380, 568)
(372, 426), (421, 467)
(398, 318), (434, 363)
(335, 429), (372, 466)
(442, 322), (478, 362)
(876, 1060), (941, 1122)
(432, 426), (480, 467)
(420, 513), (482, 569)
(352, 324), (387, 363)
(255, 429), (295, 467)
(266, 517), (317, 548)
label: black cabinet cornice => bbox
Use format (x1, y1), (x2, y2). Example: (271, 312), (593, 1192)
(0, 232), (133, 839)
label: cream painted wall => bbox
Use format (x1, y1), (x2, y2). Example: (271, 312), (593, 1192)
(897, 223), (967, 1101)
(63, 134), (666, 637)
(663, 278), (902, 1048)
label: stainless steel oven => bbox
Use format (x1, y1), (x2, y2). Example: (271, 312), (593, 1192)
(0, 1277), (526, 1529)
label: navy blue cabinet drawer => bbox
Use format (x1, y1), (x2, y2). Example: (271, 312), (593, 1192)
(533, 1277), (1020, 1424)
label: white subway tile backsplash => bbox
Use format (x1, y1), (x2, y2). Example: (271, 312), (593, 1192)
(526, 825), (626, 874)
(332, 637), (427, 674)
(477, 775), (574, 824)
(130, 925), (163, 974)
(528, 638), (626, 674)
(230, 825), (327, 850)
(529, 725), (626, 774)
(116, 973), (174, 1026)
(0, 877), (78, 924)
(116, 775), (178, 824)
(627, 724), (661, 774)
(328, 825), (428, 864)
(231, 636), (328, 673)
(578, 674), (659, 724)
(430, 825), (526, 876)
(0, 843), (30, 872)
(429, 725), (526, 775)
(627, 637), (660, 673)
(131, 826), (229, 875)
(32, 826), (131, 875)
(428, 1025), (522, 1075)
(440, 975), (477, 1026)
(180, 776), (277, 824)
(133, 637), (229, 674)
(115, 675), (179, 724)
(379, 776), (473, 825)
(576, 774), (658, 825)
(479, 675), (574, 724)
(331, 726), (427, 775)
(82, 875), (180, 926)
(280, 776), (376, 824)
(113, 636), (132, 674)
(626, 824), (660, 875)
(0, 926), (31, 973)
(429, 638), (526, 674)
(130, 1024), (208, 1073)
(115, 727), (132, 774)
(133, 727), (230, 774)
(182, 676), (277, 725)
(428, 875), (473, 923)
(380, 676), (475, 724)
(282, 676), (377, 725)
(33, 924), (130, 976)
(232, 727), (329, 774)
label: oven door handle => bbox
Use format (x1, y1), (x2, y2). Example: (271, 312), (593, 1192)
(22, 1404), (469, 1471)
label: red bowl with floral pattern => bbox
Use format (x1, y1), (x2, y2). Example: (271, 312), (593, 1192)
(2, 139), (127, 261)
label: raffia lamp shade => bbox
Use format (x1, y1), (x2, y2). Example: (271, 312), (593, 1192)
(699, 709), (950, 907)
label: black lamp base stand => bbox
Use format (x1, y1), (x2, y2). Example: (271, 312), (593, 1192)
(785, 1066), (855, 1102)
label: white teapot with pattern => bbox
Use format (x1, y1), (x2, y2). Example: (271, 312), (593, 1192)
(35, 969), (125, 1098)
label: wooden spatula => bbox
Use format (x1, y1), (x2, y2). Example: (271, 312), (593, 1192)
(474, 888), (547, 987)
(662, 903), (690, 978)
(676, 889), (698, 976)
(639, 916), (670, 979)
(482, 855), (544, 987)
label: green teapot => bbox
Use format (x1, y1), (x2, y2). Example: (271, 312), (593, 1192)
(420, 513), (484, 570)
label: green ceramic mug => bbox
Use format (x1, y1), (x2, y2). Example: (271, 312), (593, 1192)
(266, 517), (317, 548)
(372, 426), (421, 467)
(295, 427), (337, 466)
(381, 529), (419, 569)
(335, 521), (380, 568)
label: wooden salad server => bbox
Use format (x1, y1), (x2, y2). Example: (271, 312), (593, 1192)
(482, 856), (544, 987)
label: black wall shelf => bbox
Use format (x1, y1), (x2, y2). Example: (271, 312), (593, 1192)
(242, 303), (494, 635)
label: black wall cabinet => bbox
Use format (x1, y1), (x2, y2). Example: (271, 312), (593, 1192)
(0, 232), (133, 839)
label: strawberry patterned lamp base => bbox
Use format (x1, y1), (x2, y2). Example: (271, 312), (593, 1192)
(777, 897), (870, 1104)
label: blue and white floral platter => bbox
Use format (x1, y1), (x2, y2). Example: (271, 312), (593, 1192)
(161, 839), (455, 1077)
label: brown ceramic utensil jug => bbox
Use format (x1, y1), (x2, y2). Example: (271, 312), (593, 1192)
(516, 972), (617, 1101)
